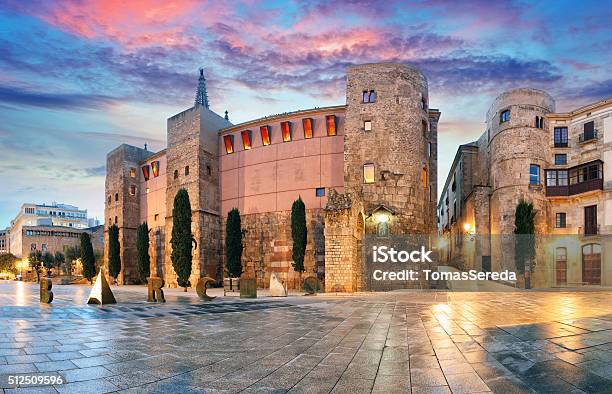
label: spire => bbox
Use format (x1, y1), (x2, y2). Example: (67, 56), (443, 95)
(224, 110), (229, 121)
(195, 68), (209, 108)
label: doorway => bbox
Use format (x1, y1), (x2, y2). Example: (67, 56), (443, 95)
(582, 244), (601, 285)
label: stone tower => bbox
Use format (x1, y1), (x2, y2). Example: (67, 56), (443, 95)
(344, 63), (437, 235)
(163, 100), (232, 287)
(487, 88), (555, 235)
(486, 88), (555, 272)
(105, 144), (153, 283)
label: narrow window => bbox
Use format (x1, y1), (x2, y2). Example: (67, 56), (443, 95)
(302, 118), (313, 139)
(114, 216), (118, 224)
(241, 130), (252, 150)
(364, 120), (372, 131)
(421, 96), (427, 110)
(326, 115), (336, 136)
(583, 121), (595, 141)
(223, 135), (234, 154)
(129, 185), (136, 195)
(428, 142), (432, 158)
(154, 214), (159, 222)
(529, 164), (540, 185)
(115, 193), (119, 202)
(315, 187), (325, 197)
(554, 127), (568, 147)
(555, 154), (567, 165)
(174, 169), (178, 179)
(207, 165), (211, 176)
(500, 110), (510, 124)
(260, 126), (271, 146)
(363, 163), (375, 183)
(422, 168), (428, 190)
(146, 188), (150, 194)
(369, 90), (376, 102)
(281, 121), (292, 142)
(535, 116), (543, 129)
(107, 195), (111, 204)
(129, 168), (137, 178)
(184, 166), (189, 176)
(362, 90), (369, 103)
(555, 213), (566, 228)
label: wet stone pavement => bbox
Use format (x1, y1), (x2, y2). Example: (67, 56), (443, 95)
(1, 282), (612, 393)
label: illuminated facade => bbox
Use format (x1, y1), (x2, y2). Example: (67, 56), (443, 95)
(105, 63), (439, 290)
(438, 90), (612, 287)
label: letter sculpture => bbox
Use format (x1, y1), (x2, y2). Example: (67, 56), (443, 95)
(39, 272), (53, 303)
(147, 276), (166, 303)
(87, 270), (116, 305)
(196, 276), (216, 301)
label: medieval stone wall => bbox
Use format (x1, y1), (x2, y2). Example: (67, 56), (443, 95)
(220, 209), (324, 289)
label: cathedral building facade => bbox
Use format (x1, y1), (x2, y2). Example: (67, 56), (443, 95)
(105, 63), (439, 291)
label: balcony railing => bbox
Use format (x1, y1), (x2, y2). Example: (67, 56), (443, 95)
(554, 142), (568, 148)
(579, 129), (598, 143)
(545, 178), (603, 197)
(583, 224), (599, 236)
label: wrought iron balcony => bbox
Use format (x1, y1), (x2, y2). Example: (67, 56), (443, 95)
(579, 129), (598, 143)
(583, 224), (599, 236)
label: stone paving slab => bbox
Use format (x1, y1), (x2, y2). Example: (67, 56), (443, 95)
(1, 283), (612, 393)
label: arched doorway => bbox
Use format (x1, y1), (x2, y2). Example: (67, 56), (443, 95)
(582, 244), (601, 285)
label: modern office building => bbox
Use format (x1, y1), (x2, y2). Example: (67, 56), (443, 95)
(105, 63), (439, 290)
(438, 89), (612, 287)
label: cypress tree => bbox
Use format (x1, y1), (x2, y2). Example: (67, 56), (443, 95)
(171, 189), (193, 291)
(225, 208), (243, 278)
(108, 224), (121, 283)
(80, 232), (96, 284)
(514, 199), (536, 275)
(291, 197), (307, 284)
(136, 222), (151, 283)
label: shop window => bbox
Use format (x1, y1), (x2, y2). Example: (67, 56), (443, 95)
(363, 163), (375, 183)
(326, 115), (336, 136)
(223, 135), (234, 154)
(281, 121), (292, 142)
(260, 125), (271, 146)
(241, 130), (252, 150)
(302, 118), (313, 139)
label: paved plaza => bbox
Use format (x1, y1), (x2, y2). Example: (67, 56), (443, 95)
(1, 283), (612, 393)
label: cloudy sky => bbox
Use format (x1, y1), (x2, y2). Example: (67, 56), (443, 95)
(0, 0), (610, 226)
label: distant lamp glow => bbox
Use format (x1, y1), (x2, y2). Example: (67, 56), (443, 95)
(376, 212), (390, 223)
(463, 223), (471, 232)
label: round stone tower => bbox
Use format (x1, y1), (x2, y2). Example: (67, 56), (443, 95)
(487, 88), (555, 236)
(344, 63), (436, 235)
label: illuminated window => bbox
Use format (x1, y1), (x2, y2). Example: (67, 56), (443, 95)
(241, 130), (252, 150)
(363, 163), (375, 183)
(146, 188), (150, 194)
(129, 168), (136, 178)
(316, 187), (325, 197)
(422, 168), (428, 189)
(185, 166), (189, 176)
(364, 120), (372, 131)
(302, 118), (313, 139)
(326, 115), (336, 136)
(260, 126), (271, 146)
(129, 185), (136, 195)
(223, 135), (234, 154)
(500, 109), (510, 123)
(281, 121), (292, 142)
